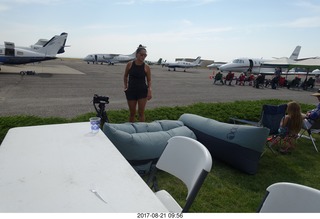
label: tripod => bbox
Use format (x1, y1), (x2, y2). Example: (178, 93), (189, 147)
(94, 102), (109, 125)
(93, 94), (109, 128)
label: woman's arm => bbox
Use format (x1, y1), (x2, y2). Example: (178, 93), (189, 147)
(123, 61), (132, 90)
(280, 116), (289, 127)
(145, 64), (152, 100)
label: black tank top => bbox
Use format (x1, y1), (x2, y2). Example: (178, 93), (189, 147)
(128, 61), (147, 90)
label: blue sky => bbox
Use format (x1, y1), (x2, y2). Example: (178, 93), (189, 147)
(0, 0), (320, 62)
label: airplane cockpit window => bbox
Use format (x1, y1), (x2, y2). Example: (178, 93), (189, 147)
(17, 51), (23, 55)
(233, 59), (240, 63)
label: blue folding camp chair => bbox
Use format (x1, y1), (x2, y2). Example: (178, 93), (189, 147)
(230, 104), (288, 154)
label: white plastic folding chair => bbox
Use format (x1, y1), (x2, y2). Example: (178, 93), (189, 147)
(151, 136), (212, 213)
(257, 182), (320, 213)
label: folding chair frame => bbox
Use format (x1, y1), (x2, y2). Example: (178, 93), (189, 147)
(230, 104), (288, 155)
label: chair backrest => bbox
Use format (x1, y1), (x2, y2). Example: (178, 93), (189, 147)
(156, 136), (212, 212)
(257, 182), (320, 213)
(310, 118), (320, 130)
(260, 104), (287, 135)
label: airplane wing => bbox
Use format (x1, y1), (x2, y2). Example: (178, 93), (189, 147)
(207, 62), (226, 69)
(262, 58), (320, 75)
(289, 58), (320, 70)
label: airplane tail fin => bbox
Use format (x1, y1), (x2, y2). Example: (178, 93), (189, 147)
(37, 32), (68, 56)
(193, 56), (201, 65)
(289, 45), (301, 60)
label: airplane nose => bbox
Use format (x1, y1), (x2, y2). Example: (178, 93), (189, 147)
(83, 55), (91, 61)
(218, 65), (225, 71)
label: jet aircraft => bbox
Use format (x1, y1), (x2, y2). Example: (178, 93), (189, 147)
(218, 46), (301, 74)
(0, 32), (68, 71)
(84, 48), (136, 65)
(163, 56), (202, 72)
(145, 58), (163, 65)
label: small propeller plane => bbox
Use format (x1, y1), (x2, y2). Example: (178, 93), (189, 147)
(162, 56), (202, 72)
(0, 32), (68, 71)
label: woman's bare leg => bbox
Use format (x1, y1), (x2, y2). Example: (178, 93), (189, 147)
(127, 100), (137, 122)
(137, 98), (148, 122)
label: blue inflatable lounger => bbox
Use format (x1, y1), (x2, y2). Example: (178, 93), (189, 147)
(179, 113), (270, 174)
(103, 120), (196, 175)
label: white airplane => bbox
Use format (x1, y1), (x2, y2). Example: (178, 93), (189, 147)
(0, 32), (68, 70)
(218, 46), (301, 74)
(145, 58), (163, 65)
(83, 48), (136, 65)
(163, 56), (202, 72)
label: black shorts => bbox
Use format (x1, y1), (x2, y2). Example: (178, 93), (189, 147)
(125, 88), (148, 101)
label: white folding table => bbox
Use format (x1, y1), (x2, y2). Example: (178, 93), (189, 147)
(0, 122), (168, 213)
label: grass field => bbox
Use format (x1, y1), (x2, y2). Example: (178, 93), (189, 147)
(0, 99), (319, 212)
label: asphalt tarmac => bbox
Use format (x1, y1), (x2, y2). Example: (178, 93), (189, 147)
(0, 59), (318, 118)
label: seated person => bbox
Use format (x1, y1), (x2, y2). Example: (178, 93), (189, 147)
(287, 77), (301, 89)
(245, 74), (255, 86)
(306, 77), (315, 89)
(224, 71), (234, 85)
(300, 77), (316, 90)
(275, 101), (303, 154)
(304, 90), (320, 128)
(265, 78), (271, 87)
(214, 71), (224, 84)
(237, 73), (245, 86)
(254, 74), (265, 88)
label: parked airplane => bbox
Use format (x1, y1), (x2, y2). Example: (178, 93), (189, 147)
(0, 32), (68, 70)
(163, 56), (202, 72)
(145, 58), (163, 65)
(84, 48), (136, 65)
(218, 46), (301, 74)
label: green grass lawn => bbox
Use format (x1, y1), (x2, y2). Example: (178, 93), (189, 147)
(0, 99), (319, 212)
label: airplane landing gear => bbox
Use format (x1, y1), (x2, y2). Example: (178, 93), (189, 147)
(20, 71), (36, 75)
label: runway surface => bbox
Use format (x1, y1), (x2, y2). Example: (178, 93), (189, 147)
(0, 58), (318, 118)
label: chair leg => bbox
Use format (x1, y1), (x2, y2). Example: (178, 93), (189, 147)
(264, 136), (278, 155)
(309, 133), (319, 152)
(298, 129), (307, 138)
(267, 142), (277, 154)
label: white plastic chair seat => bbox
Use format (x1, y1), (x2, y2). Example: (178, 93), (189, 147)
(258, 182), (320, 213)
(155, 190), (182, 213)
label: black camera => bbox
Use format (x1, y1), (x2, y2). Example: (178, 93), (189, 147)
(93, 94), (109, 104)
(93, 94), (110, 125)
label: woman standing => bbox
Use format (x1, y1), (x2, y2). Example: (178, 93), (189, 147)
(124, 45), (152, 122)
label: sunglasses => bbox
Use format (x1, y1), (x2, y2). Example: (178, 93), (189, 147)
(139, 53), (147, 57)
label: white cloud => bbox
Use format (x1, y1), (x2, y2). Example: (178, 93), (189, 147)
(115, 0), (136, 5)
(294, 1), (320, 12)
(285, 16), (320, 28)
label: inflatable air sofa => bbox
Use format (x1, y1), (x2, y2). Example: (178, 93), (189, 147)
(179, 113), (270, 174)
(103, 120), (196, 174)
